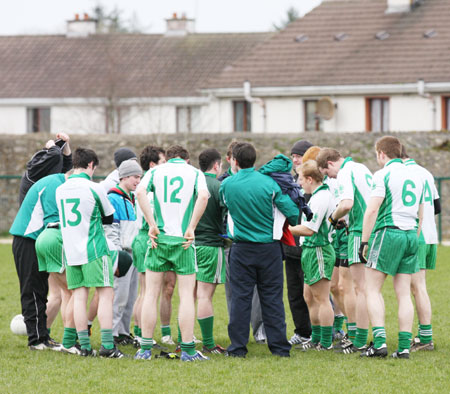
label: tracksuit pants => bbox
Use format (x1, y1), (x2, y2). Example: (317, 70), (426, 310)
(285, 254), (312, 338)
(227, 241), (290, 357)
(225, 246), (266, 341)
(12, 236), (49, 346)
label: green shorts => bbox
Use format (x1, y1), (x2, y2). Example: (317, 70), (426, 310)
(66, 255), (114, 290)
(367, 228), (419, 276)
(145, 234), (196, 276)
(196, 245), (226, 284)
(417, 243), (437, 270)
(333, 228), (349, 260)
(35, 227), (65, 273)
(301, 244), (335, 286)
(348, 231), (362, 265)
(132, 231), (150, 273)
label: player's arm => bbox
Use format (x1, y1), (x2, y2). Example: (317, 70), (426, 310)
(331, 199), (353, 221)
(434, 198), (441, 215)
(417, 202), (424, 237)
(102, 214), (114, 225)
(289, 224), (314, 237)
(136, 184), (159, 248)
(183, 189), (208, 249)
(361, 197), (383, 242)
(359, 196), (383, 263)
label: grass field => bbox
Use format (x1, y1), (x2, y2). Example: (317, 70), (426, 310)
(1, 243), (449, 393)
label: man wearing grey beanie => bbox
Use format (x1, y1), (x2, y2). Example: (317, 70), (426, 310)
(101, 148), (137, 193)
(104, 159), (142, 345)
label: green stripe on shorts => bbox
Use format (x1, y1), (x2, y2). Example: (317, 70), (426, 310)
(367, 228), (419, 276)
(66, 255), (114, 290)
(145, 234), (197, 275)
(417, 243), (437, 270)
(301, 244), (335, 286)
(132, 231), (150, 273)
(333, 228), (349, 260)
(348, 231), (361, 265)
(196, 245), (226, 284)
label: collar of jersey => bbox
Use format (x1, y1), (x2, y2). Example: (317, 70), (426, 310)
(385, 158), (403, 167)
(168, 158), (186, 164)
(69, 172), (90, 180)
(340, 157), (353, 169)
(312, 183), (329, 196)
(404, 158), (416, 166)
(238, 167), (255, 173)
(115, 185), (133, 199)
(204, 172), (217, 178)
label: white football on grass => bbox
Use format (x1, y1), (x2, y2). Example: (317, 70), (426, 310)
(10, 314), (27, 336)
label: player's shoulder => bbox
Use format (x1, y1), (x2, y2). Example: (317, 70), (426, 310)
(353, 161), (371, 174)
(87, 178), (108, 196)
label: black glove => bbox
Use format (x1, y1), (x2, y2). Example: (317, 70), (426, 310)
(359, 241), (369, 264)
(335, 219), (347, 230)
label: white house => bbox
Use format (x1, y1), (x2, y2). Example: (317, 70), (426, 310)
(202, 0), (450, 133)
(0, 13), (271, 134)
(0, 0), (449, 135)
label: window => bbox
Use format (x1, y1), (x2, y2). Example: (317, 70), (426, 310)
(304, 100), (323, 132)
(365, 98), (389, 132)
(441, 96), (450, 130)
(27, 108), (50, 133)
(233, 101), (251, 132)
(176, 106), (200, 133)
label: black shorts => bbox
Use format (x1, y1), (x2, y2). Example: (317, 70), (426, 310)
(335, 258), (349, 268)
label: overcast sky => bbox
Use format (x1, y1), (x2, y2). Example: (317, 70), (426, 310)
(1, 0), (322, 35)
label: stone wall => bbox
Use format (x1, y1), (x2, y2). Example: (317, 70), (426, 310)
(1, 132), (449, 238)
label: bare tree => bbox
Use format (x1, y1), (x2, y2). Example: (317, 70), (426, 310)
(273, 7), (300, 31)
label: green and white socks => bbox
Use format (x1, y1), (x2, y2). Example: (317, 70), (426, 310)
(419, 324), (432, 344)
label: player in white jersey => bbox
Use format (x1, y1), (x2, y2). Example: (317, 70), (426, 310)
(302, 146), (351, 342)
(402, 147), (440, 351)
(289, 160), (336, 351)
(360, 137), (424, 359)
(316, 149), (372, 353)
(56, 148), (124, 358)
(131, 146), (173, 346)
(135, 145), (209, 362)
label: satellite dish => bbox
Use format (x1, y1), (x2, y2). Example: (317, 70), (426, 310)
(316, 97), (335, 120)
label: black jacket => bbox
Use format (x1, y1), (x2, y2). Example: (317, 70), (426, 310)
(19, 146), (72, 204)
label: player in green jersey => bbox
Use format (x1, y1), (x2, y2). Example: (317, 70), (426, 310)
(195, 148), (227, 354)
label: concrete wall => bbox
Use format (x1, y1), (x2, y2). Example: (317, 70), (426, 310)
(1, 132), (449, 239)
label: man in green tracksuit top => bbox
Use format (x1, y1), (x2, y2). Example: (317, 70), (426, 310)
(195, 148), (227, 355)
(220, 142), (299, 358)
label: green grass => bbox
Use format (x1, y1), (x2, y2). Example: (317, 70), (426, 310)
(1, 244), (449, 393)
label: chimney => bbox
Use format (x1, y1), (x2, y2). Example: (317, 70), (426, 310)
(165, 12), (195, 36)
(386, 0), (419, 14)
(66, 13), (97, 38)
